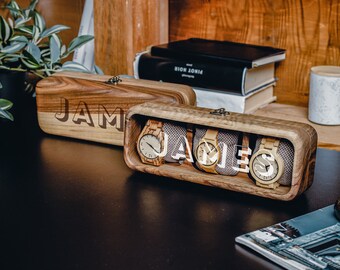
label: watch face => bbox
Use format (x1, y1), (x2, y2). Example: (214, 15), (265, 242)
(196, 142), (219, 166)
(250, 151), (282, 183)
(138, 134), (162, 159)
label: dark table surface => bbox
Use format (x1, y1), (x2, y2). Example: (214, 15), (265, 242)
(1, 127), (340, 270)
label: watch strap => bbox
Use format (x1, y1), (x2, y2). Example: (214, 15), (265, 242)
(240, 132), (250, 170)
(138, 119), (164, 166)
(144, 119), (163, 137)
(260, 137), (279, 154)
(198, 129), (219, 174)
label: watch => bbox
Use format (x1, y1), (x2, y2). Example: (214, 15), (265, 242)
(137, 119), (164, 166)
(249, 137), (284, 189)
(194, 129), (220, 174)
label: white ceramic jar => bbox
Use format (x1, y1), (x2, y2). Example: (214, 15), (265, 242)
(309, 66), (340, 125)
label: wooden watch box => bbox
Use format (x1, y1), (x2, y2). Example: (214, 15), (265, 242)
(124, 102), (318, 201)
(36, 72), (196, 146)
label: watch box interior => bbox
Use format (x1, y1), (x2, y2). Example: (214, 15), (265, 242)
(124, 102), (318, 201)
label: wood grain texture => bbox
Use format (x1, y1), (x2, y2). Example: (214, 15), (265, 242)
(35, 72), (195, 146)
(254, 103), (340, 151)
(94, 0), (169, 76)
(0, 0), (84, 54)
(169, 0), (340, 107)
(124, 102), (318, 201)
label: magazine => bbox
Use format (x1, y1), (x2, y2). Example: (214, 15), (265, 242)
(235, 205), (340, 270)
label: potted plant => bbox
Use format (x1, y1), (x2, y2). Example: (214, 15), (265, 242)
(0, 0), (100, 123)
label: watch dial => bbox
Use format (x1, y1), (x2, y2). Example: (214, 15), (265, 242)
(139, 134), (161, 159)
(196, 142), (219, 166)
(251, 153), (279, 182)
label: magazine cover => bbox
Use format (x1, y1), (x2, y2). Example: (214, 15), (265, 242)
(235, 205), (340, 270)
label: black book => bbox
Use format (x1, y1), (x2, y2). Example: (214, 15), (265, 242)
(150, 38), (286, 68)
(134, 52), (276, 96)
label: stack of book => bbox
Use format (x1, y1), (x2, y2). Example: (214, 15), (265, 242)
(133, 38), (286, 113)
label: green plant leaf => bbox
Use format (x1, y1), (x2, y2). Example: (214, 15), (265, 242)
(40, 25), (70, 39)
(8, 18), (14, 28)
(27, 42), (41, 63)
(32, 25), (41, 43)
(24, 9), (32, 19)
(60, 44), (66, 56)
(40, 48), (50, 57)
(0, 108), (14, 121)
(21, 58), (39, 69)
(0, 98), (14, 121)
(14, 16), (31, 27)
(50, 34), (61, 49)
(21, 50), (40, 69)
(6, 1), (21, 19)
(28, 0), (39, 11)
(10, 35), (28, 43)
(0, 42), (26, 54)
(67, 35), (94, 54)
(49, 34), (61, 64)
(16, 25), (34, 35)
(34, 11), (45, 32)
(0, 99), (13, 110)
(0, 52), (25, 59)
(0, 16), (13, 43)
(94, 64), (104, 75)
(61, 61), (91, 73)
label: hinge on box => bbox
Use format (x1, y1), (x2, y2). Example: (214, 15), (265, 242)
(210, 108), (230, 116)
(106, 76), (122, 85)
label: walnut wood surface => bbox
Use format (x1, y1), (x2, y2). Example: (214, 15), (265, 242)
(124, 102), (318, 201)
(36, 72), (195, 146)
(167, 0), (340, 107)
(254, 103), (340, 151)
(94, 0), (169, 75)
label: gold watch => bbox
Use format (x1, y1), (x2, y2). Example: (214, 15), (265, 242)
(194, 129), (220, 174)
(249, 137), (284, 189)
(137, 119), (164, 166)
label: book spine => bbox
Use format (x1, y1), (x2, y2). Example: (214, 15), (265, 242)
(150, 46), (252, 68)
(137, 52), (246, 94)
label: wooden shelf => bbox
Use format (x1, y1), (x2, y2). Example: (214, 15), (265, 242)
(254, 103), (340, 151)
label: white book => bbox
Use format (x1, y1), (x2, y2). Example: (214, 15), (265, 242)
(194, 84), (277, 114)
(73, 0), (93, 65)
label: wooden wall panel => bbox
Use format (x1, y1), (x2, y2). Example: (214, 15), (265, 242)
(169, 0), (340, 107)
(94, 0), (169, 76)
(0, 0), (84, 54)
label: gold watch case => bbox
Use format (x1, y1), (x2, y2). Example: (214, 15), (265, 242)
(194, 129), (220, 174)
(137, 120), (164, 166)
(249, 138), (284, 188)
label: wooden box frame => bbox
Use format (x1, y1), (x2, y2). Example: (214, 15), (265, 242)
(36, 72), (196, 146)
(124, 102), (318, 201)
